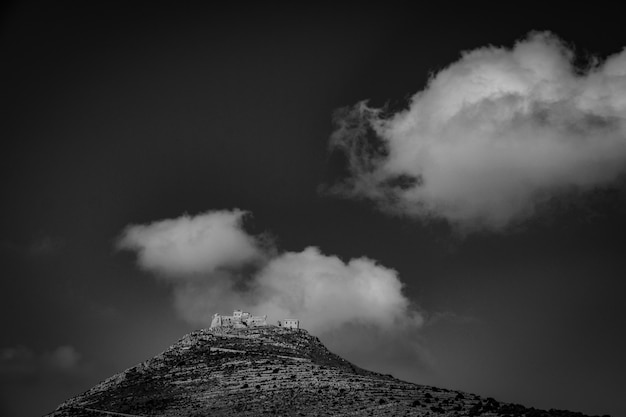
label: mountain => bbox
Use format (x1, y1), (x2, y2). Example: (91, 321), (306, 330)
(46, 327), (603, 416)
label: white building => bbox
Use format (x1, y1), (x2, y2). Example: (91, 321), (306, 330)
(277, 319), (300, 329)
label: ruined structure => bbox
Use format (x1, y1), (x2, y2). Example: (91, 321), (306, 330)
(210, 310), (267, 329)
(209, 309), (300, 330)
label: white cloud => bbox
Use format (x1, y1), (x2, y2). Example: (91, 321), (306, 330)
(118, 211), (422, 336)
(251, 247), (422, 333)
(329, 32), (626, 231)
(117, 209), (264, 277)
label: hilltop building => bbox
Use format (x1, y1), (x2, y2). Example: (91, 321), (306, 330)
(209, 309), (300, 330)
(210, 310), (267, 329)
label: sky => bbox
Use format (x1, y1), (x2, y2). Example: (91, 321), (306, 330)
(1, 3), (625, 417)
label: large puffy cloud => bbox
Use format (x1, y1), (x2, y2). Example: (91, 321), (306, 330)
(117, 209), (264, 277)
(252, 247), (422, 332)
(117, 210), (422, 337)
(329, 32), (626, 231)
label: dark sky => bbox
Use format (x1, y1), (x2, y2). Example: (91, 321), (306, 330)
(1, 3), (625, 417)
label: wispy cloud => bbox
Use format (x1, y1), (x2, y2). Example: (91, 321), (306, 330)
(27, 236), (65, 256)
(329, 32), (626, 232)
(0, 345), (83, 376)
(118, 210), (422, 333)
(0, 236), (65, 256)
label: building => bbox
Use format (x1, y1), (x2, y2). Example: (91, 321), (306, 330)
(277, 319), (300, 329)
(210, 310), (267, 329)
(209, 309), (301, 330)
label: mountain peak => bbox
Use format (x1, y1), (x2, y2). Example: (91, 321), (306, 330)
(47, 327), (603, 416)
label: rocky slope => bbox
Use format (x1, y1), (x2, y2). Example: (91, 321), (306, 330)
(46, 327), (602, 416)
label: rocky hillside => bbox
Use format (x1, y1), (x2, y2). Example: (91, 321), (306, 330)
(46, 327), (602, 416)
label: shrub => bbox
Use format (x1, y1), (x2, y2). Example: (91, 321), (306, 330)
(468, 403), (482, 417)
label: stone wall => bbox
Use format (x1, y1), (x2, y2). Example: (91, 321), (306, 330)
(278, 319), (300, 329)
(210, 310), (269, 329)
(210, 309), (300, 330)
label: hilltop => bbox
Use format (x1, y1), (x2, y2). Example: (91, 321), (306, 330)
(46, 327), (603, 416)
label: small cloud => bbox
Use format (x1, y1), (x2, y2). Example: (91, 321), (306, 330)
(43, 346), (81, 372)
(28, 236), (65, 255)
(117, 209), (265, 277)
(0, 345), (84, 377)
(0, 346), (36, 374)
(0, 236), (65, 256)
(0, 345), (92, 417)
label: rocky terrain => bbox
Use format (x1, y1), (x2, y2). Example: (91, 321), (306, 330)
(46, 327), (605, 416)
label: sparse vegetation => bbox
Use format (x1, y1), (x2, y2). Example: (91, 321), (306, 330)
(48, 327), (603, 417)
